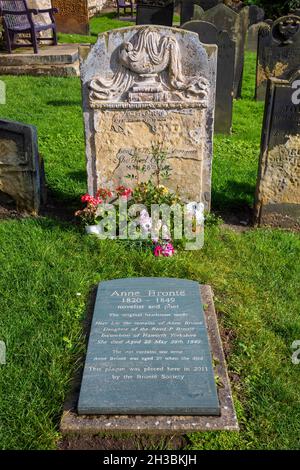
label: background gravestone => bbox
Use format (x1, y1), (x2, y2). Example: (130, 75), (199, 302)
(78, 278), (220, 415)
(247, 20), (267, 52)
(52, 0), (89, 35)
(255, 15), (300, 101)
(136, 0), (175, 26)
(248, 4), (264, 26)
(199, 3), (248, 98)
(182, 20), (235, 134)
(0, 119), (44, 214)
(180, 1), (219, 25)
(80, 25), (217, 210)
(255, 71), (300, 229)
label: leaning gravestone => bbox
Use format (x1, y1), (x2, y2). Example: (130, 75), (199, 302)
(200, 3), (248, 98)
(0, 119), (44, 213)
(52, 0), (89, 35)
(78, 278), (220, 415)
(182, 20), (235, 134)
(136, 0), (175, 26)
(255, 70), (300, 229)
(255, 15), (300, 101)
(80, 25), (217, 210)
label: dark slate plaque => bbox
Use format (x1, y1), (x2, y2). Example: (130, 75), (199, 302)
(255, 15), (300, 101)
(78, 278), (220, 415)
(255, 70), (300, 229)
(182, 20), (235, 134)
(136, 0), (174, 26)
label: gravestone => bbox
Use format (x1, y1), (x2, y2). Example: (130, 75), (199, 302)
(198, 0), (221, 10)
(247, 21), (266, 52)
(136, 0), (175, 26)
(52, 0), (89, 35)
(182, 20), (235, 134)
(248, 4), (264, 26)
(78, 278), (220, 415)
(256, 15), (300, 101)
(200, 3), (248, 98)
(0, 119), (44, 213)
(80, 25), (217, 210)
(193, 5), (205, 20)
(255, 70), (300, 229)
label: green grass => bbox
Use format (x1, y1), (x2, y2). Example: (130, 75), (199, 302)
(0, 22), (300, 450)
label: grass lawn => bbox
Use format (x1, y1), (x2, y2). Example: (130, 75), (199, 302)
(0, 16), (300, 450)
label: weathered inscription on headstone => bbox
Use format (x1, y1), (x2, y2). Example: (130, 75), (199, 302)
(256, 15), (300, 101)
(0, 119), (44, 213)
(81, 26), (217, 210)
(136, 0), (174, 26)
(182, 20), (235, 134)
(78, 278), (220, 415)
(255, 71), (300, 229)
(200, 3), (248, 98)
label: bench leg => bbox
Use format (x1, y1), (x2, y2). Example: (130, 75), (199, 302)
(53, 26), (58, 46)
(5, 29), (12, 54)
(30, 29), (39, 54)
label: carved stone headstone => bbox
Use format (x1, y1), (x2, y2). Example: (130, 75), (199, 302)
(193, 5), (205, 20)
(248, 4), (264, 26)
(80, 26), (217, 209)
(180, 1), (218, 25)
(255, 15), (300, 102)
(247, 20), (266, 52)
(200, 4), (248, 98)
(78, 278), (220, 415)
(182, 20), (235, 134)
(52, 0), (89, 35)
(255, 71), (300, 229)
(136, 0), (175, 27)
(0, 119), (44, 213)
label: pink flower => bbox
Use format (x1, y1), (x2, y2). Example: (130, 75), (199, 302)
(154, 245), (163, 257)
(163, 243), (175, 257)
(81, 194), (103, 206)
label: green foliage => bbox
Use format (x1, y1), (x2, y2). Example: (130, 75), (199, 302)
(246, 0), (300, 18)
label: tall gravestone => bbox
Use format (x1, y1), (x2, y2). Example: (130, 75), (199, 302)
(200, 3), (248, 98)
(255, 15), (300, 101)
(78, 278), (220, 415)
(136, 0), (175, 26)
(182, 20), (235, 134)
(80, 26), (217, 210)
(255, 71), (300, 229)
(52, 0), (89, 35)
(0, 119), (44, 213)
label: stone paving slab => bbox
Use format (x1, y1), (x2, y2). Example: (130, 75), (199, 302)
(0, 45), (81, 77)
(60, 285), (238, 439)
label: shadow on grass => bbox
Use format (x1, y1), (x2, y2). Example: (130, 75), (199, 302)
(212, 180), (256, 225)
(46, 100), (82, 107)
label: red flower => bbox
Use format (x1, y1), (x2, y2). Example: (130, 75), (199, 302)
(81, 194), (102, 206)
(154, 245), (163, 257)
(116, 186), (133, 199)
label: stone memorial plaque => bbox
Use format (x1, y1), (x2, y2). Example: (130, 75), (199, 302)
(255, 71), (300, 229)
(52, 0), (89, 35)
(182, 20), (235, 134)
(78, 278), (220, 415)
(136, 0), (174, 26)
(256, 15), (300, 101)
(0, 119), (44, 213)
(200, 3), (248, 98)
(81, 25), (217, 210)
